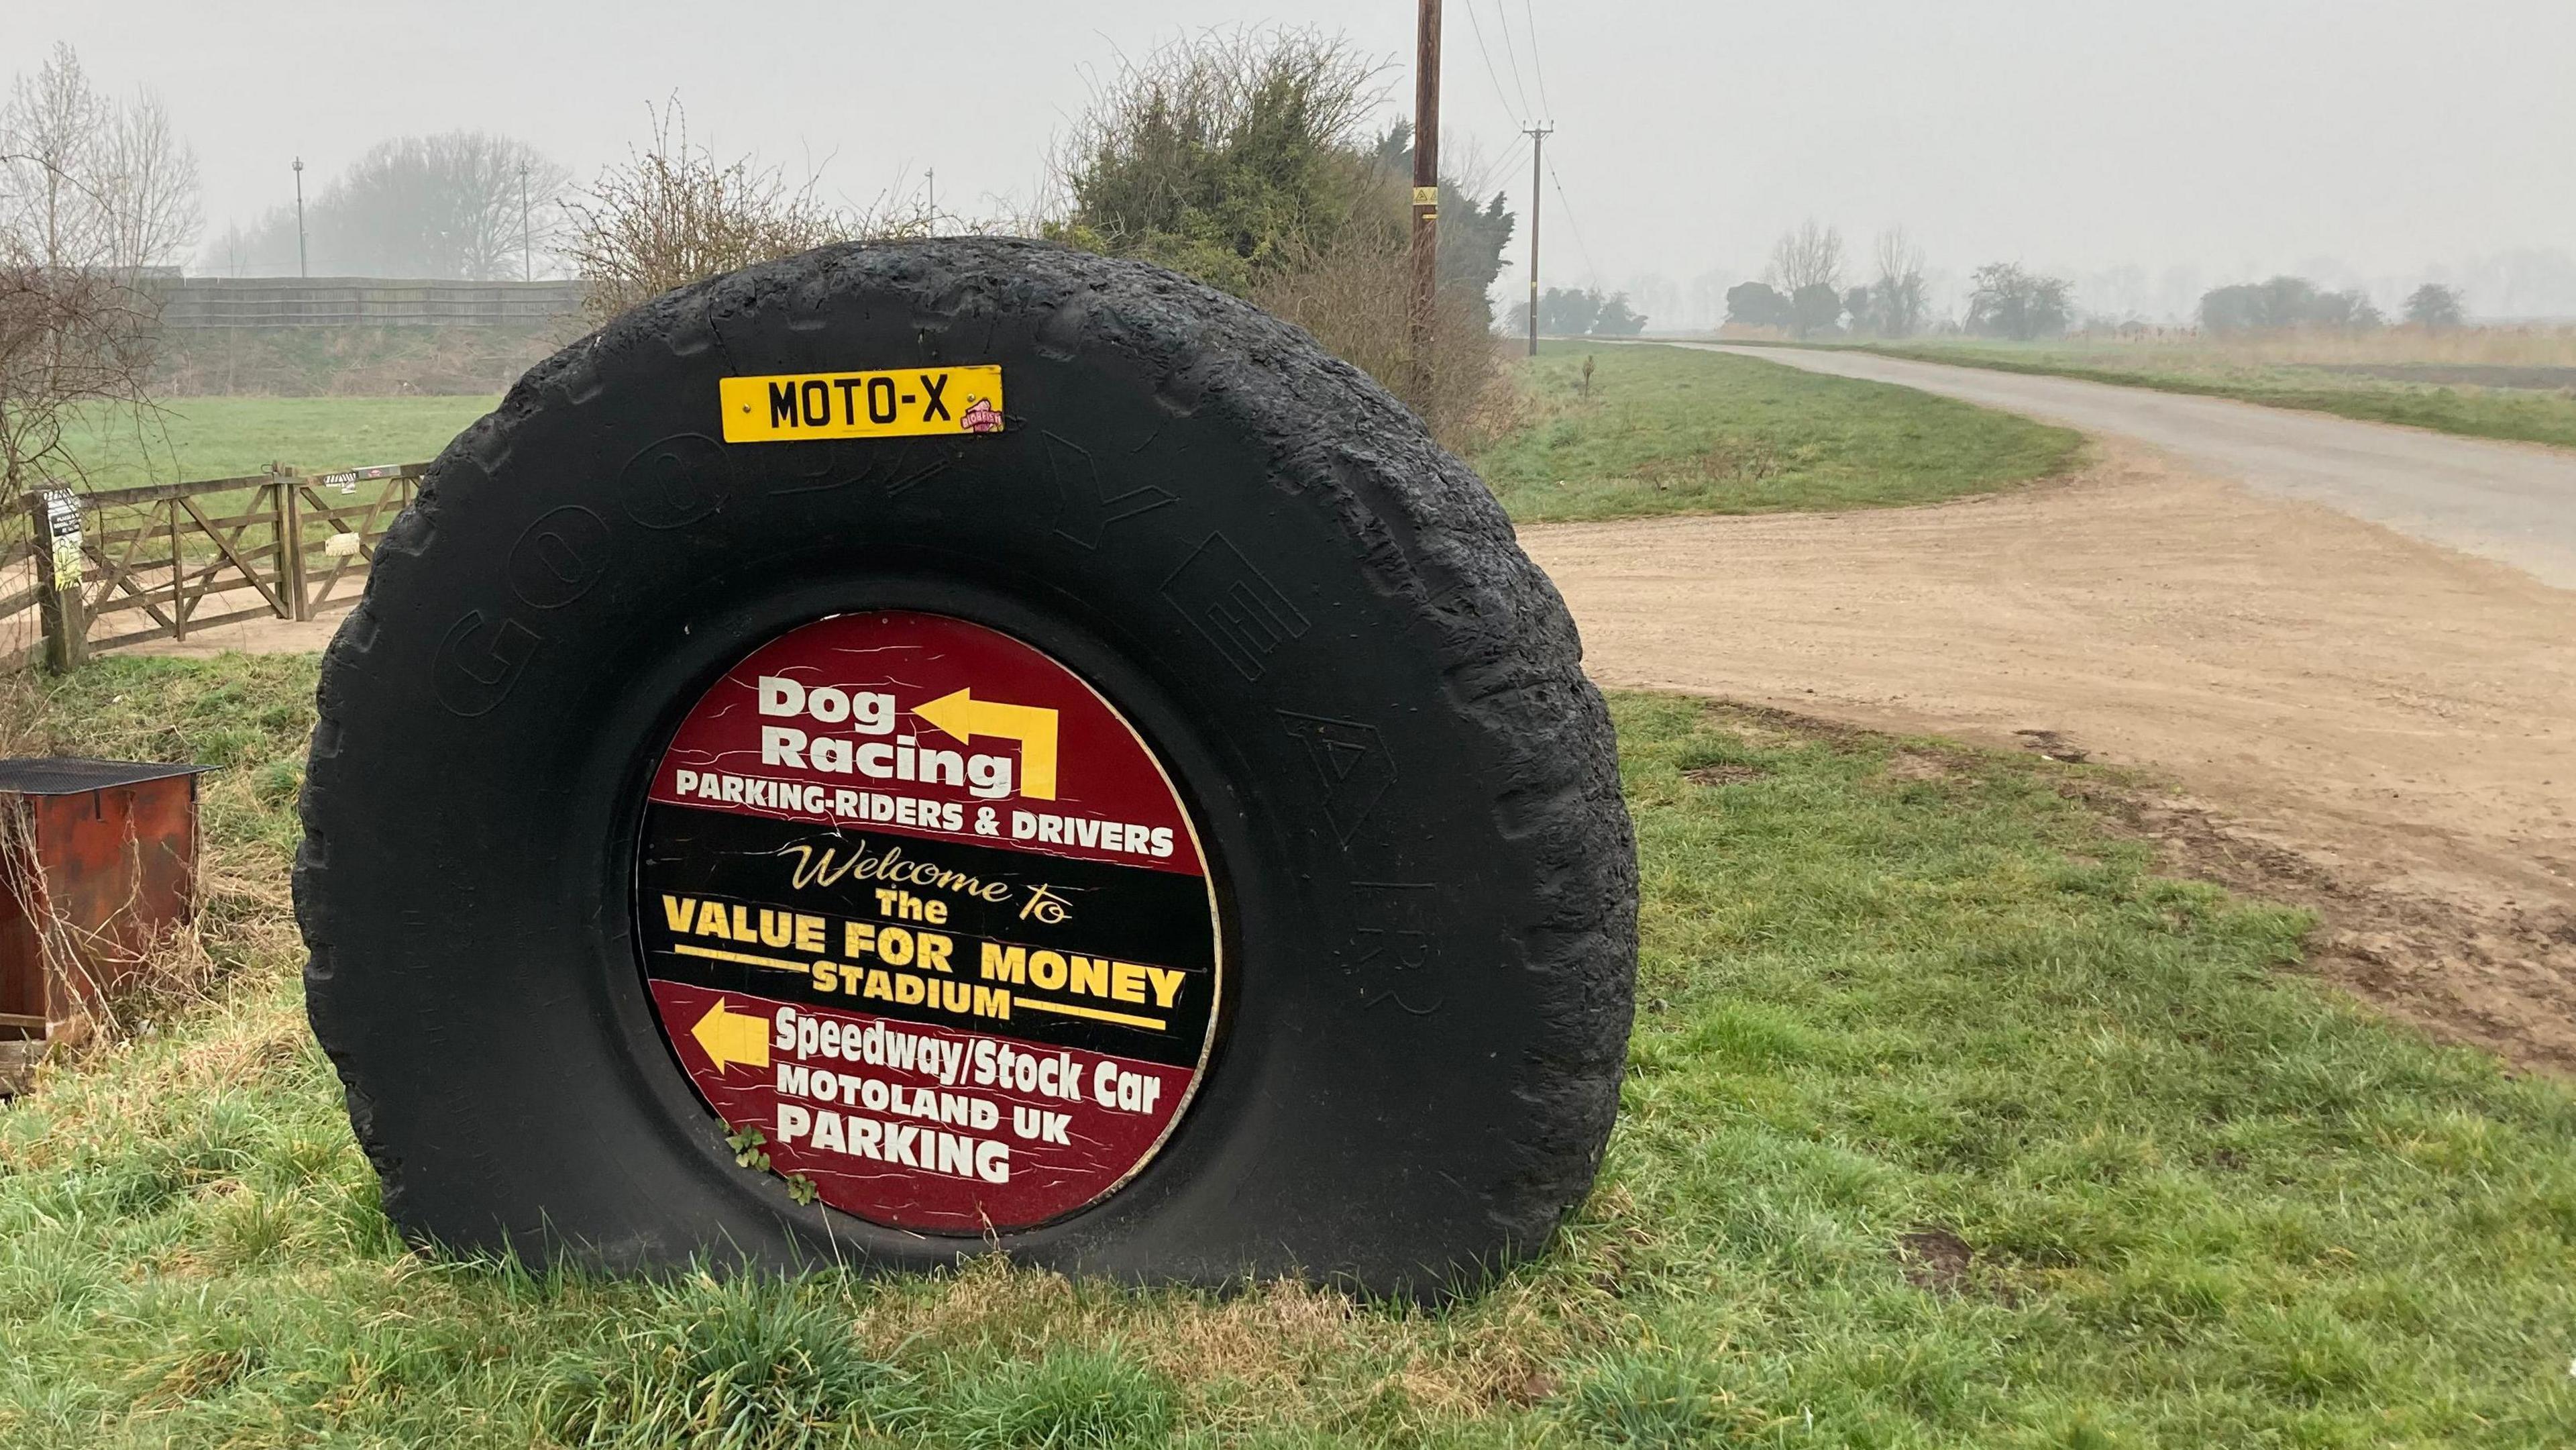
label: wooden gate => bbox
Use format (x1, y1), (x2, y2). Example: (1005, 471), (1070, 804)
(7, 462), (427, 668)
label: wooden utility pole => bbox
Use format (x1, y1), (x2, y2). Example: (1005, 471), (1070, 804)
(1523, 124), (1551, 356)
(1409, 0), (1442, 396)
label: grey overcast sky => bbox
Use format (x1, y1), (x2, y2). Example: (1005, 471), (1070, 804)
(13, 0), (2575, 321)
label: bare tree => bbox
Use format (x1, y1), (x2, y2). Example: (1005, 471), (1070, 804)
(0, 42), (189, 497)
(2, 44), (199, 275)
(566, 101), (893, 323)
(1868, 226), (1928, 338)
(1, 44), (109, 272)
(295, 132), (570, 279)
(205, 219), (254, 277)
(93, 91), (200, 272)
(1766, 219), (1844, 295)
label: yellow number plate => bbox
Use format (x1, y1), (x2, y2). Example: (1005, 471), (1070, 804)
(718, 365), (1004, 442)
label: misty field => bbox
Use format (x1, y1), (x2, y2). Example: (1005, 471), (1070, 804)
(3, 656), (2571, 1448)
(1848, 331), (2576, 450)
(1472, 343), (2084, 523)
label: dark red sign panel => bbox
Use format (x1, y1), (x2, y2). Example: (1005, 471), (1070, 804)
(636, 611), (1221, 1232)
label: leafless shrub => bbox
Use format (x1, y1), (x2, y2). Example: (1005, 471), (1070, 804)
(0, 264), (158, 493)
(567, 100), (926, 324)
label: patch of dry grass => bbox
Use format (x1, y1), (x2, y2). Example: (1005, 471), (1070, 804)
(1250, 241), (1529, 456)
(1846, 328), (2576, 448)
(2039, 324), (2576, 370)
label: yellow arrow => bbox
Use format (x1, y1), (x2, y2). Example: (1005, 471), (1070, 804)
(912, 688), (1059, 800)
(690, 998), (769, 1072)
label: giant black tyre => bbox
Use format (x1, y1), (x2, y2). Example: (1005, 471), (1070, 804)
(296, 238), (1635, 1297)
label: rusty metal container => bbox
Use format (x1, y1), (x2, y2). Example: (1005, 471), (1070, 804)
(0, 758), (211, 1088)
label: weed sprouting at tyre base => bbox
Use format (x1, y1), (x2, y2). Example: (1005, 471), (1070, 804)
(293, 239), (1637, 1297)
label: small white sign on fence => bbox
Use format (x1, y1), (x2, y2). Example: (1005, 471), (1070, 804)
(40, 490), (81, 591)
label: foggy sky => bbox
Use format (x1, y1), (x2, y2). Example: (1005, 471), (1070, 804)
(12, 0), (2575, 321)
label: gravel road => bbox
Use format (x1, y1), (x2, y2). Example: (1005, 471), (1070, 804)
(1694, 344), (2576, 588)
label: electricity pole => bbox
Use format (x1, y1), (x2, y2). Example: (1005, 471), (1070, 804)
(1523, 124), (1550, 356)
(520, 162), (532, 280)
(292, 157), (308, 278)
(1409, 0), (1442, 397)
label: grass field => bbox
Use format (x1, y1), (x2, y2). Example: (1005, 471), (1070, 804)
(1830, 339), (2576, 452)
(4, 656), (2570, 1447)
(52, 350), (2084, 529)
(1470, 343), (2084, 524)
(54, 396), (494, 491)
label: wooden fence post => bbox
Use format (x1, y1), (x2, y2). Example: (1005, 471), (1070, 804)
(168, 499), (186, 643)
(275, 468), (309, 621)
(25, 489), (87, 673)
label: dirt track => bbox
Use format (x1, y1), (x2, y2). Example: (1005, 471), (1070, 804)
(1525, 443), (2576, 1072)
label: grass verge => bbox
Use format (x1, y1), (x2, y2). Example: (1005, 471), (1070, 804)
(56, 395), (495, 490)
(3, 658), (2572, 1447)
(1829, 340), (2576, 451)
(1469, 342), (2083, 523)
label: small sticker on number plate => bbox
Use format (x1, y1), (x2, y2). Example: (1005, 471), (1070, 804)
(720, 364), (1004, 442)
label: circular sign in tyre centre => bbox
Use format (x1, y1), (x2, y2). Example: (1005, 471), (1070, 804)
(637, 610), (1220, 1232)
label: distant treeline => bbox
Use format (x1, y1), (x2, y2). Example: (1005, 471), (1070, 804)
(1507, 287), (1648, 338)
(1715, 222), (2476, 342)
(2198, 277), (2464, 335)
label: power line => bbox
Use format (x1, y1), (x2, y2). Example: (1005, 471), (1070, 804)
(1460, 3), (1525, 124)
(1521, 0), (1556, 121)
(1489, 0), (1538, 123)
(1546, 155), (1603, 291)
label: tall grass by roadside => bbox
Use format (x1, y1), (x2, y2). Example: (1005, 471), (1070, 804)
(1470, 342), (2083, 523)
(2008, 325), (2576, 370)
(4, 654), (2571, 1446)
(1252, 246), (1524, 457)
